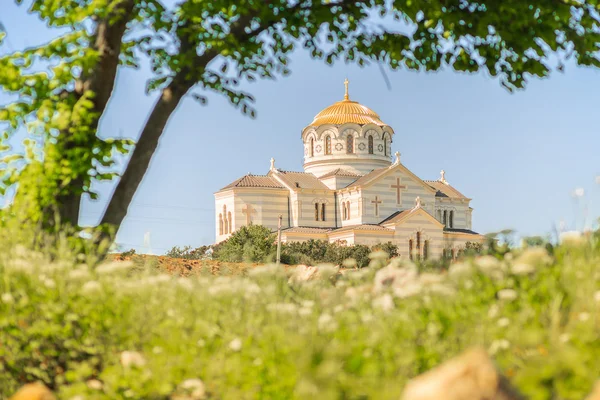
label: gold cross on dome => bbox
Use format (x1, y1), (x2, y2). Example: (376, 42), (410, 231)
(344, 78), (349, 100)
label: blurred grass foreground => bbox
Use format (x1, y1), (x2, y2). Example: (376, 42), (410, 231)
(1, 228), (600, 399)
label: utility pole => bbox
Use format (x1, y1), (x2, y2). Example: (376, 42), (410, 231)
(276, 214), (282, 266)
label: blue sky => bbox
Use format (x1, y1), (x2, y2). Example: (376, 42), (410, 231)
(2, 3), (600, 253)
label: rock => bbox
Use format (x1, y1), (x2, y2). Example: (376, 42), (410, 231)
(9, 382), (55, 400)
(402, 348), (524, 400)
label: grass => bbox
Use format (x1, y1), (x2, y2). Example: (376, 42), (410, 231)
(1, 231), (599, 399)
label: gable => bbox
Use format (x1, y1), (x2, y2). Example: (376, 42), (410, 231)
(346, 163), (437, 195)
(381, 207), (444, 229)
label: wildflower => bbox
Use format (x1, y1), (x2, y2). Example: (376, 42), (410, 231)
(475, 255), (501, 273)
(342, 258), (357, 268)
(372, 294), (394, 312)
(299, 307), (312, 316)
(488, 304), (500, 318)
(120, 351), (146, 368)
(559, 333), (570, 343)
(177, 278), (194, 291)
(267, 303), (297, 314)
(373, 263), (417, 293)
(594, 291), (600, 303)
(229, 338), (242, 352)
(489, 339), (510, 355)
(81, 280), (102, 295)
(68, 268), (91, 280)
(86, 379), (103, 390)
(448, 262), (473, 279)
(1, 293), (14, 304)
(44, 278), (56, 289)
(497, 317), (510, 327)
(96, 261), (133, 275)
(497, 289), (518, 301)
(174, 378), (206, 400)
(560, 231), (586, 247)
(302, 300), (315, 308)
(333, 304), (344, 313)
(511, 263), (535, 275)
(393, 281), (423, 299)
(578, 312), (590, 322)
(318, 313), (338, 332)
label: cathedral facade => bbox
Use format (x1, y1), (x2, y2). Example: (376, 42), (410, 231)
(214, 81), (485, 259)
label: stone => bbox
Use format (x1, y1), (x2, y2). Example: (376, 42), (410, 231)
(9, 382), (55, 400)
(402, 348), (524, 400)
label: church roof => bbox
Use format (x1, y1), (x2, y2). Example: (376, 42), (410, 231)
(345, 167), (386, 188)
(444, 228), (482, 235)
(271, 170), (331, 190)
(220, 174), (284, 190)
(281, 227), (333, 234)
(318, 168), (362, 179)
(425, 180), (469, 200)
(333, 224), (395, 233)
(308, 80), (387, 126)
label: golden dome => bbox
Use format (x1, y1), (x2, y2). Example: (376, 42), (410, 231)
(309, 79), (386, 126)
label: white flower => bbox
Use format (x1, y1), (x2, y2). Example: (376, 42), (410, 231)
(475, 256), (501, 273)
(560, 231), (586, 247)
(229, 338), (242, 352)
(594, 291), (600, 303)
(44, 278), (56, 289)
(488, 304), (500, 318)
(511, 263), (536, 275)
(1, 293), (14, 304)
(267, 303), (297, 314)
(176, 378), (206, 399)
(373, 263), (417, 293)
(318, 313), (338, 332)
(299, 307), (312, 316)
(96, 261), (133, 275)
(393, 281), (423, 299)
(489, 339), (510, 355)
(372, 294), (394, 312)
(497, 289), (518, 301)
(559, 333), (571, 343)
(301, 300), (315, 308)
(578, 312), (590, 322)
(177, 278), (194, 291)
(86, 379), (103, 390)
(81, 280), (102, 295)
(448, 262), (473, 279)
(120, 351), (146, 368)
(497, 318), (510, 327)
(68, 268), (91, 280)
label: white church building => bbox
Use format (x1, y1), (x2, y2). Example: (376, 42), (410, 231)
(215, 81), (485, 259)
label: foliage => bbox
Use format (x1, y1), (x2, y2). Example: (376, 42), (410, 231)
(1, 229), (599, 398)
(164, 245), (210, 260)
(213, 225), (276, 263)
(2, 0), (600, 234)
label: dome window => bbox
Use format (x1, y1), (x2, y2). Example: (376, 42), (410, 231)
(309, 138), (314, 157)
(325, 135), (332, 155)
(368, 135), (374, 154)
(346, 135), (354, 154)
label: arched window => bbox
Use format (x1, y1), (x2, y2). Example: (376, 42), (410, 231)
(321, 203), (326, 221)
(223, 206), (228, 234)
(342, 202), (347, 220)
(449, 211), (454, 228)
(228, 211), (232, 233)
(218, 213), (223, 235)
(325, 136), (332, 155)
(368, 135), (374, 154)
(315, 203), (319, 221)
(416, 232), (421, 261)
(443, 210), (448, 227)
(383, 137), (387, 156)
(409, 239), (414, 261)
(423, 240), (429, 260)
(346, 134), (354, 154)
(346, 201), (351, 219)
(310, 138), (314, 157)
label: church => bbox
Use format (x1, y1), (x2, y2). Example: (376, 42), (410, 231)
(214, 80), (485, 259)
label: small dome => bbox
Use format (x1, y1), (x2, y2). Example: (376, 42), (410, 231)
(309, 79), (386, 126)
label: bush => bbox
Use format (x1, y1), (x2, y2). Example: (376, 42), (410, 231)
(164, 245), (210, 260)
(214, 225), (275, 262)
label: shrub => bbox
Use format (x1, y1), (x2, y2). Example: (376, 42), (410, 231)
(214, 225), (275, 262)
(165, 245), (210, 260)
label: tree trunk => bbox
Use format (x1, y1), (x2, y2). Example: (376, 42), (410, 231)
(52, 1), (135, 227)
(100, 79), (194, 229)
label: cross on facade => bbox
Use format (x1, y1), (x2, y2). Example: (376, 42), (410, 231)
(390, 177), (407, 205)
(242, 204), (255, 224)
(371, 196), (382, 216)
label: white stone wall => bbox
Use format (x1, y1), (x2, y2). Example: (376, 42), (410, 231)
(433, 199), (471, 229)
(215, 188), (290, 243)
(359, 169), (436, 225)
